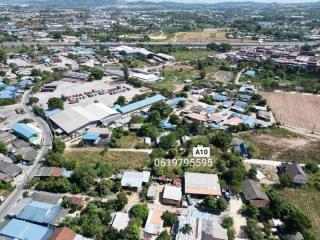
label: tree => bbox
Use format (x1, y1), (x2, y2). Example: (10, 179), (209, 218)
(147, 111), (161, 126)
(157, 230), (170, 240)
(129, 204), (149, 223)
(180, 223), (193, 235)
(0, 48), (6, 64)
(222, 217), (234, 229)
(95, 162), (113, 178)
(169, 114), (181, 125)
(162, 211), (177, 227)
(139, 123), (160, 139)
(48, 97), (64, 109)
(245, 219), (264, 240)
(114, 96), (126, 106)
(52, 139), (66, 153)
(123, 218), (141, 240)
(123, 64), (129, 81)
(150, 148), (166, 159)
(243, 205), (259, 219)
(200, 70), (206, 79)
(0, 141), (7, 155)
(279, 172), (292, 187)
(210, 131), (232, 149)
(216, 198), (228, 212)
(70, 165), (97, 191)
(159, 133), (177, 150)
(201, 196), (229, 214)
(149, 101), (172, 119)
(29, 96), (39, 105)
(305, 162), (318, 174)
(114, 192), (128, 211)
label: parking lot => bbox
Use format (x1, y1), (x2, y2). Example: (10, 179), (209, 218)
(34, 76), (143, 109)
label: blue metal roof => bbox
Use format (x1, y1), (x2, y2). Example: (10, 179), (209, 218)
(16, 200), (62, 225)
(83, 133), (100, 140)
(211, 94), (227, 102)
(11, 123), (38, 139)
(209, 123), (221, 129)
(206, 105), (216, 113)
(245, 70), (256, 77)
(160, 120), (176, 129)
(0, 81), (7, 89)
(220, 101), (233, 108)
(0, 218), (52, 240)
(118, 94), (165, 114)
(230, 113), (256, 127)
(166, 97), (186, 107)
(44, 108), (61, 117)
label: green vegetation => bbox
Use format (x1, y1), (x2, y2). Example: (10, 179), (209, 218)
(65, 150), (150, 170)
(238, 59), (320, 93)
(0, 181), (14, 197)
(0, 141), (7, 155)
(171, 50), (215, 61)
(47, 97), (64, 110)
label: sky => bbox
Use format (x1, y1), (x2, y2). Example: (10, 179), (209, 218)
(2, 0), (319, 3)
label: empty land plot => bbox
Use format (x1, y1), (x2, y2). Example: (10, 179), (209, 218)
(279, 188), (320, 238)
(65, 150), (151, 169)
(212, 70), (234, 83)
(170, 31), (221, 43)
(171, 50), (216, 62)
(240, 128), (320, 163)
(263, 92), (320, 133)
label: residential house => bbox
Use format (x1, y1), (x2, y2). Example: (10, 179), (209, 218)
(162, 185), (182, 206)
(184, 172), (222, 197)
(241, 179), (270, 207)
(278, 163), (308, 185)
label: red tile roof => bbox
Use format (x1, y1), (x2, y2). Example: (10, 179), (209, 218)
(49, 227), (76, 240)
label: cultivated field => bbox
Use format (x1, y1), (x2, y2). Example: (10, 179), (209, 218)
(263, 92), (320, 133)
(279, 188), (320, 238)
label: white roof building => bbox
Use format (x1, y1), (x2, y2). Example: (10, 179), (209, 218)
(49, 103), (120, 134)
(110, 212), (130, 231)
(121, 171), (150, 190)
(184, 172), (221, 196)
(162, 185), (182, 201)
(143, 210), (164, 236)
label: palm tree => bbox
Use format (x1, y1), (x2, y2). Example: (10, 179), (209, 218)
(181, 223), (192, 235)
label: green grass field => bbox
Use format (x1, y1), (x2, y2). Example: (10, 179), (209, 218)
(279, 187), (320, 238)
(117, 134), (143, 148)
(65, 150), (151, 170)
(171, 50), (216, 62)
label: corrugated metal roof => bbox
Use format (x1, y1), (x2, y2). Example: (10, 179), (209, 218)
(16, 200), (66, 225)
(118, 95), (165, 114)
(83, 133), (100, 141)
(0, 219), (52, 240)
(184, 172), (221, 196)
(11, 123), (38, 139)
(163, 185), (182, 201)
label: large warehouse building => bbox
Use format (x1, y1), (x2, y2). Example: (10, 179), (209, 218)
(49, 103), (120, 135)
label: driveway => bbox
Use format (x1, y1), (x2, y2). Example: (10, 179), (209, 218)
(222, 198), (247, 239)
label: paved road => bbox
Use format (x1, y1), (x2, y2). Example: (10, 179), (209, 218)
(0, 90), (53, 220)
(1, 40), (319, 48)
